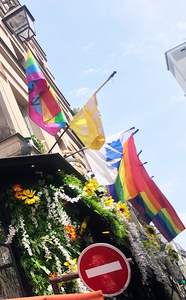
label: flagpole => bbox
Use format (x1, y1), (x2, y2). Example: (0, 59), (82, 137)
(140, 162), (147, 167)
(137, 150), (142, 156)
(63, 126), (136, 159)
(48, 124), (69, 153)
(133, 129), (139, 136)
(64, 147), (87, 158)
(94, 71), (117, 94)
(48, 72), (117, 154)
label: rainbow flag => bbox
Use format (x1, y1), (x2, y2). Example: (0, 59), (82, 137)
(129, 162), (185, 241)
(129, 162), (165, 223)
(26, 49), (66, 136)
(153, 207), (185, 242)
(129, 194), (155, 224)
(107, 135), (145, 202)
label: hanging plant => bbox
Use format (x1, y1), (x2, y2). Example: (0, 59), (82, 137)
(4, 172), (183, 296)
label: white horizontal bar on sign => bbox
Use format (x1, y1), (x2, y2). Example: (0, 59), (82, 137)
(85, 261), (122, 278)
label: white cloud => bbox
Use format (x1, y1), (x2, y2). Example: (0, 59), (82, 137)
(70, 87), (90, 97)
(84, 68), (94, 74)
(82, 42), (94, 52)
(84, 68), (101, 74)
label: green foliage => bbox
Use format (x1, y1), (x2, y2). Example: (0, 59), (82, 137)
(5, 173), (129, 295)
(6, 180), (82, 295)
(5, 172), (181, 296)
(72, 108), (80, 115)
(31, 135), (45, 154)
(63, 174), (83, 189)
(81, 195), (129, 245)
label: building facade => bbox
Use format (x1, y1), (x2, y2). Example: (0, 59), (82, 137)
(165, 42), (186, 94)
(0, 0), (89, 171)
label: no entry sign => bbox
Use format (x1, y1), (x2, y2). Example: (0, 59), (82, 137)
(77, 243), (131, 297)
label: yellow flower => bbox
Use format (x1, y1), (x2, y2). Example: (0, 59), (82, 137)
(64, 258), (77, 272)
(83, 183), (95, 195)
(125, 212), (131, 222)
(79, 222), (87, 235)
(22, 189), (39, 205)
(90, 178), (98, 190)
(81, 222), (87, 229)
(105, 197), (114, 207)
(118, 201), (129, 214)
(167, 245), (179, 261)
(167, 245), (172, 252)
(172, 250), (179, 261)
(150, 239), (160, 249)
(83, 178), (98, 196)
(145, 225), (156, 237)
(115, 201), (131, 221)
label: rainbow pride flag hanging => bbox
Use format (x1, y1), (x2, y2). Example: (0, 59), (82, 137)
(107, 135), (145, 202)
(26, 49), (66, 136)
(129, 161), (185, 241)
(129, 194), (156, 224)
(129, 162), (165, 223)
(153, 207), (185, 242)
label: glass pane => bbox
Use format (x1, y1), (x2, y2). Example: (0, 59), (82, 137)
(0, 246), (12, 266)
(0, 267), (22, 298)
(28, 14), (35, 31)
(6, 10), (27, 33)
(18, 28), (35, 42)
(18, 28), (29, 41)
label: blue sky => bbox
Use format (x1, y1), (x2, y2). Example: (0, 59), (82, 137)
(23, 0), (186, 249)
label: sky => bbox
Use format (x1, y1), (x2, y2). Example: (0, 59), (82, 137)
(22, 0), (186, 250)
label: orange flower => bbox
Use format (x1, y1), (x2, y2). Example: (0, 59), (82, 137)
(70, 227), (76, 236)
(65, 226), (71, 235)
(49, 272), (58, 278)
(13, 184), (22, 192)
(70, 234), (77, 243)
(65, 226), (77, 242)
(15, 191), (23, 200)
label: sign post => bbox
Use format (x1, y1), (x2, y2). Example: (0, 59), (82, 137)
(78, 243), (131, 297)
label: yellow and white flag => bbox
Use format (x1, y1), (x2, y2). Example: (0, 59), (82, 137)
(69, 94), (105, 150)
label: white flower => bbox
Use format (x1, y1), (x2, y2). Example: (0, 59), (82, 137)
(47, 284), (53, 292)
(5, 225), (17, 244)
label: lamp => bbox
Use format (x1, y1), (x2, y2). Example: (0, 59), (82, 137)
(2, 5), (35, 42)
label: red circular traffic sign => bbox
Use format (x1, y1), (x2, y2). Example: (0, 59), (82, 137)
(78, 243), (131, 297)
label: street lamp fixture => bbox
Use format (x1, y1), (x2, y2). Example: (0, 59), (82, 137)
(2, 5), (35, 42)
